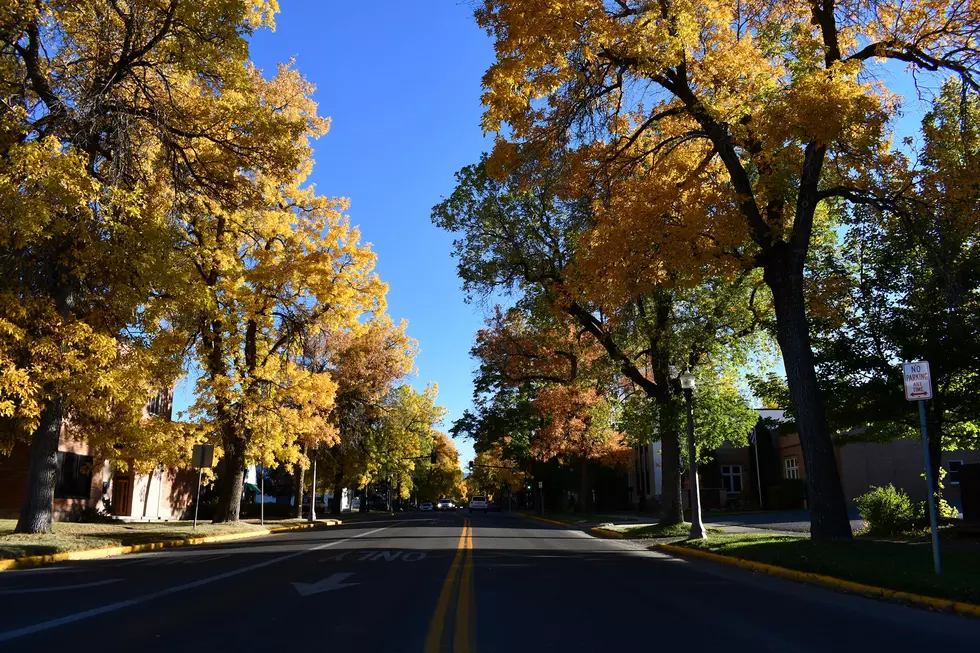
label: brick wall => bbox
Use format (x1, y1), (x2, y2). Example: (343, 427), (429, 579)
(838, 439), (980, 505)
(0, 433), (106, 521)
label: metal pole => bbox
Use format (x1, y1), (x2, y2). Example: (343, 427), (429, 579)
(752, 428), (764, 508)
(309, 450), (317, 523)
(193, 467), (203, 529)
(260, 463), (265, 526)
(685, 388), (706, 540)
(919, 400), (941, 575)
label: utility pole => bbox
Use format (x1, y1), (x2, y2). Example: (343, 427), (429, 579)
(680, 371), (705, 540)
(904, 360), (940, 574)
(309, 446), (318, 523)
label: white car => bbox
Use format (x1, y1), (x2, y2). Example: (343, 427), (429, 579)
(436, 498), (455, 511)
(468, 496), (488, 513)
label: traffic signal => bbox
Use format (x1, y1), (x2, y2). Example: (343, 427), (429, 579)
(430, 451), (437, 464)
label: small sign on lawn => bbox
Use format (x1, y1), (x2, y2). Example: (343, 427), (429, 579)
(903, 361), (933, 401)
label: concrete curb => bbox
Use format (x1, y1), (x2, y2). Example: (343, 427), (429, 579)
(516, 514), (572, 528)
(589, 527), (625, 539)
(0, 519), (342, 572)
(654, 543), (980, 618)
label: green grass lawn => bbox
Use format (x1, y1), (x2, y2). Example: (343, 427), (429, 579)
(603, 522), (725, 539)
(0, 518), (328, 560)
(674, 533), (980, 604)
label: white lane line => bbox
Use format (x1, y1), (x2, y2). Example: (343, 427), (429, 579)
(0, 522), (401, 644)
(0, 579), (122, 595)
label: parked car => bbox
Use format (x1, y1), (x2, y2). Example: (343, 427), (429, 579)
(420, 502), (433, 512)
(469, 495), (489, 513)
(437, 498), (455, 511)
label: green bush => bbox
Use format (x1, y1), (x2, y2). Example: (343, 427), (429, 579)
(855, 484), (916, 536)
(913, 496), (959, 522)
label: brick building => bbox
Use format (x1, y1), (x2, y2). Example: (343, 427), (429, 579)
(0, 389), (197, 521)
(630, 408), (977, 511)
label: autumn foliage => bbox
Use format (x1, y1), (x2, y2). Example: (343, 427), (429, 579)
(0, 1), (449, 531)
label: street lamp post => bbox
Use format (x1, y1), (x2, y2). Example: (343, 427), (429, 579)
(680, 370), (706, 540)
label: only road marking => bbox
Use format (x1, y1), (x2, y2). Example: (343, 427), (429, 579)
(424, 519), (468, 653)
(292, 572), (358, 596)
(454, 518), (475, 653)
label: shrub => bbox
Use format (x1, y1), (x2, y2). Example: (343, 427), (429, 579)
(913, 496), (959, 522)
(855, 484), (917, 536)
(66, 505), (119, 524)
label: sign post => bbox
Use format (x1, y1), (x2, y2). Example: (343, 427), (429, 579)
(191, 444), (215, 529)
(903, 361), (940, 575)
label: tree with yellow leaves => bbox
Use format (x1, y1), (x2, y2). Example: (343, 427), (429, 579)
(468, 446), (522, 500)
(415, 431), (465, 503)
(306, 316), (418, 515)
(475, 0), (980, 540)
(357, 383), (447, 509)
(0, 0), (285, 533)
(175, 134), (388, 521)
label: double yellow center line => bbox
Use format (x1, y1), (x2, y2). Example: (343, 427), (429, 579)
(425, 517), (475, 653)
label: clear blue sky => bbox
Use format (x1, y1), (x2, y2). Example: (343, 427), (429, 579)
(173, 1), (495, 469)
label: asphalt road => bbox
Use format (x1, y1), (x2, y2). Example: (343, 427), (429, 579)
(0, 512), (977, 652)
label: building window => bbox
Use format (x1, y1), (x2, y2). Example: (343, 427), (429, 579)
(784, 456), (800, 480)
(55, 452), (94, 499)
(721, 465), (742, 494)
(948, 460), (963, 485)
(147, 389), (169, 417)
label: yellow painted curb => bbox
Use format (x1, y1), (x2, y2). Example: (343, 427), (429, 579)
(0, 519), (342, 572)
(590, 527), (625, 539)
(654, 543), (980, 618)
(517, 514), (571, 527)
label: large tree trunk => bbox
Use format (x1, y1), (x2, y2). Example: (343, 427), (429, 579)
(658, 397), (684, 525)
(579, 459), (594, 514)
(213, 426), (246, 523)
(17, 273), (76, 534)
(660, 426), (684, 526)
(15, 391), (64, 534)
(765, 256), (852, 541)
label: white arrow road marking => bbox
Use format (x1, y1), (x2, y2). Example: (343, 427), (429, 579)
(0, 522), (402, 644)
(0, 578), (122, 595)
(292, 572), (358, 597)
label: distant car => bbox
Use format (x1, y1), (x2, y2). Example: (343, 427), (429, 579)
(469, 495), (488, 513)
(437, 498), (455, 511)
(420, 502), (433, 512)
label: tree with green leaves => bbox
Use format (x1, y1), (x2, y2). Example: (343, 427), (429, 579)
(434, 155), (767, 523)
(813, 80), (980, 508)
